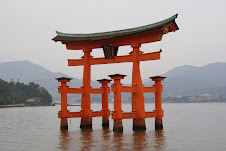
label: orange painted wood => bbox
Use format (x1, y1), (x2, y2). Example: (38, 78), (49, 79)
(122, 112), (134, 119)
(99, 81), (111, 126)
(143, 86), (156, 93)
(151, 78), (165, 118)
(138, 51), (160, 61)
(111, 112), (133, 119)
(114, 80), (122, 119)
(59, 87), (105, 94)
(58, 111), (64, 118)
(92, 111), (104, 117)
(111, 111), (160, 119)
(67, 112), (82, 118)
(131, 44), (146, 119)
(90, 88), (103, 94)
(145, 111), (157, 118)
(121, 86), (136, 92)
(67, 88), (85, 93)
(59, 111), (160, 119)
(59, 111), (109, 118)
(68, 51), (160, 66)
(80, 49), (92, 125)
(68, 59), (84, 66)
(58, 82), (68, 117)
(90, 54), (133, 65)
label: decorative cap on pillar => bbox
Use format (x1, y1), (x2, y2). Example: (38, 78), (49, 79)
(108, 74), (127, 79)
(56, 77), (72, 82)
(150, 76), (166, 81)
(97, 79), (112, 83)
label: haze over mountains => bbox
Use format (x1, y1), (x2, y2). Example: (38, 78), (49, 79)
(144, 62), (226, 96)
(0, 61), (99, 102)
(0, 61), (225, 102)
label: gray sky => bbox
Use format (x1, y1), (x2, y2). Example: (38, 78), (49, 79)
(1, 0), (226, 83)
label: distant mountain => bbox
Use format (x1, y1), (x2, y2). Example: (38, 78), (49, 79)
(0, 61), (99, 102)
(143, 62), (226, 96)
(1, 61), (225, 103)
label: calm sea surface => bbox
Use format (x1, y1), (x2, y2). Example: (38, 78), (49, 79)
(0, 103), (226, 151)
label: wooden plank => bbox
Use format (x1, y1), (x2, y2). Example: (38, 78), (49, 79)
(67, 112), (82, 118)
(90, 88), (103, 94)
(68, 51), (161, 66)
(92, 111), (104, 117)
(68, 59), (84, 66)
(121, 86), (136, 92)
(143, 87), (156, 93)
(122, 112), (134, 119)
(138, 51), (160, 61)
(67, 88), (85, 94)
(145, 111), (157, 118)
(89, 54), (133, 65)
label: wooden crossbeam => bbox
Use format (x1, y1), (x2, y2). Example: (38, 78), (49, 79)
(143, 87), (156, 93)
(121, 86), (136, 93)
(68, 51), (161, 66)
(92, 111), (104, 117)
(59, 87), (104, 94)
(145, 111), (158, 118)
(67, 112), (82, 118)
(112, 86), (157, 93)
(90, 88), (103, 94)
(58, 111), (106, 118)
(58, 111), (82, 118)
(111, 111), (159, 119)
(59, 111), (161, 119)
(67, 88), (84, 93)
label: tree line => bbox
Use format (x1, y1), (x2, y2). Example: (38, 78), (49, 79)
(0, 79), (52, 105)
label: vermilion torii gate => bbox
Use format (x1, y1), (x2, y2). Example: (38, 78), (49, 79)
(53, 14), (179, 131)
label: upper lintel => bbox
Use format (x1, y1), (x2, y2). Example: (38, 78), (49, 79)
(52, 14), (179, 50)
(52, 14), (179, 43)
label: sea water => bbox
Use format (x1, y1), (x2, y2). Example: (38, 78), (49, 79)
(0, 103), (226, 151)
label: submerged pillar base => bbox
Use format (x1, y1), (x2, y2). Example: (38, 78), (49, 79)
(113, 119), (123, 132)
(102, 117), (109, 128)
(80, 117), (92, 129)
(60, 118), (68, 131)
(155, 117), (163, 130)
(133, 118), (146, 131)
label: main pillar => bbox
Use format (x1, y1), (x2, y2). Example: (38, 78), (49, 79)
(131, 44), (146, 131)
(97, 79), (112, 128)
(56, 77), (72, 130)
(80, 48), (92, 129)
(109, 74), (126, 132)
(151, 76), (166, 130)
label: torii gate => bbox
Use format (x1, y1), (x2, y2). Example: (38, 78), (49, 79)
(53, 14), (179, 131)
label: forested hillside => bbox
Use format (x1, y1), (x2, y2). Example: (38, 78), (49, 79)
(0, 79), (52, 105)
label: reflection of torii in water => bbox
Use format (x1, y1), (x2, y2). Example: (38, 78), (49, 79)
(53, 14), (179, 131)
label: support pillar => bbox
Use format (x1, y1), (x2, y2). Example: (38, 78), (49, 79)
(80, 48), (92, 129)
(151, 76), (166, 130)
(97, 79), (112, 128)
(109, 74), (126, 132)
(56, 77), (72, 131)
(131, 43), (146, 131)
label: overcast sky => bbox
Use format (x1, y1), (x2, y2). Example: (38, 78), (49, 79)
(1, 0), (226, 83)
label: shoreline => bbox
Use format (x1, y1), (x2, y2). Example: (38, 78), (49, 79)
(0, 104), (24, 108)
